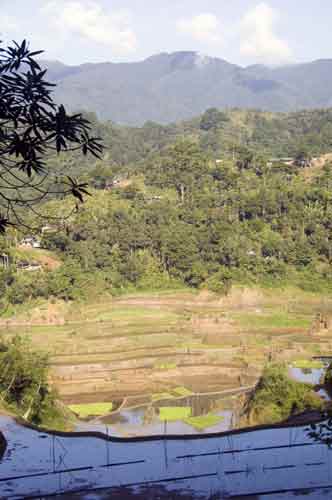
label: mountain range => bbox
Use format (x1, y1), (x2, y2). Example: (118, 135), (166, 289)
(44, 51), (332, 125)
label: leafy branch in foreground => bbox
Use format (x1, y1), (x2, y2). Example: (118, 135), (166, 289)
(0, 39), (103, 231)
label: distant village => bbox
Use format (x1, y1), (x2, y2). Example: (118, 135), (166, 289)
(0, 225), (57, 272)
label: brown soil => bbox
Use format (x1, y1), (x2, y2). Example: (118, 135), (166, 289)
(17, 246), (61, 271)
(302, 153), (332, 181)
(116, 287), (267, 310)
(52, 356), (258, 403)
(35, 253), (61, 271)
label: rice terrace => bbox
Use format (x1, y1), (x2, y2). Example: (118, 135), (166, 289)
(1, 286), (331, 434)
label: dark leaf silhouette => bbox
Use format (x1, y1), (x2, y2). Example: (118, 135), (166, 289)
(0, 215), (14, 233)
(0, 40), (104, 230)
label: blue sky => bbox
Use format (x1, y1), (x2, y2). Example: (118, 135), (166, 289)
(1, 0), (331, 66)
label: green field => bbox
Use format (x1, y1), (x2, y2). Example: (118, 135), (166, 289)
(154, 362), (177, 370)
(152, 393), (175, 402)
(159, 407), (192, 421)
(68, 402), (113, 418)
(291, 359), (324, 369)
(184, 414), (224, 430)
(234, 311), (311, 330)
(172, 387), (194, 397)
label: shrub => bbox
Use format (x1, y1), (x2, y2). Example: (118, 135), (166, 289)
(324, 363), (332, 388)
(204, 267), (233, 295)
(0, 336), (65, 427)
(246, 364), (323, 425)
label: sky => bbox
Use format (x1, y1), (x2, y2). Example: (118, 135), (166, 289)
(1, 0), (331, 67)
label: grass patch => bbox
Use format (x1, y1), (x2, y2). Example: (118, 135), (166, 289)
(14, 247), (60, 261)
(172, 386), (194, 397)
(234, 311), (310, 330)
(111, 288), (194, 299)
(154, 362), (177, 370)
(159, 406), (191, 421)
(68, 402), (113, 418)
(292, 359), (324, 369)
(152, 393), (175, 402)
(96, 307), (179, 322)
(184, 413), (224, 430)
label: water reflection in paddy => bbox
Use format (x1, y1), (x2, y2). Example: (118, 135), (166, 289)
(288, 366), (325, 385)
(288, 363), (332, 403)
(76, 393), (238, 436)
(101, 408), (233, 436)
(76, 363), (332, 436)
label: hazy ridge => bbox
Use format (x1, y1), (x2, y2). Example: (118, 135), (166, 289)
(43, 51), (332, 125)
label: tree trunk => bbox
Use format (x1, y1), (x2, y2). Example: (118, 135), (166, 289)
(179, 184), (185, 204)
(23, 381), (42, 421)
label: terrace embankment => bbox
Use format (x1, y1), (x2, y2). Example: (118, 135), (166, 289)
(1, 287), (332, 406)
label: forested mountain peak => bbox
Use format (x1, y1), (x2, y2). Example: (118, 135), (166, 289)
(41, 53), (332, 125)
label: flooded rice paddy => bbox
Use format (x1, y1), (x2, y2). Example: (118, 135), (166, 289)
(76, 392), (240, 436)
(72, 360), (332, 437)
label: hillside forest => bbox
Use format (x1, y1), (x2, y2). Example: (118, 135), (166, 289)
(2, 107), (332, 307)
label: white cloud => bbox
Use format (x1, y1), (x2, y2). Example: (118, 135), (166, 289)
(1, 14), (20, 36)
(176, 13), (222, 45)
(44, 1), (138, 54)
(240, 3), (292, 65)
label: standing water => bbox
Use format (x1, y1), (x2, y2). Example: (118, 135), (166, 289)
(288, 361), (332, 401)
(76, 393), (239, 436)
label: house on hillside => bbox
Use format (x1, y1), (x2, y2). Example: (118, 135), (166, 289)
(17, 260), (42, 272)
(20, 236), (41, 249)
(268, 157), (295, 166)
(269, 156), (316, 168)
